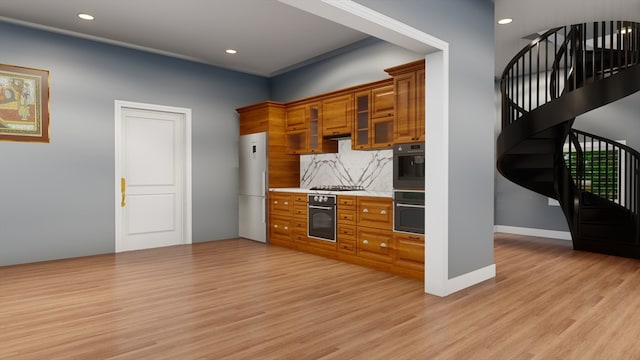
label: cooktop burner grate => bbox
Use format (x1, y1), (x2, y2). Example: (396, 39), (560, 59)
(309, 185), (365, 191)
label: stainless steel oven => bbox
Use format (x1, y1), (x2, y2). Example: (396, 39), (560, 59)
(393, 142), (425, 189)
(308, 194), (336, 242)
(393, 190), (424, 234)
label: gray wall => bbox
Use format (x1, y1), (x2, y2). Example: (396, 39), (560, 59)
(0, 21), (269, 266)
(355, 0), (496, 278)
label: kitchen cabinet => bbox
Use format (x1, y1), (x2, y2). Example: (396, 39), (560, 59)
(353, 80), (395, 150)
(385, 60), (425, 144)
(285, 104), (308, 132)
(236, 101), (299, 188)
(356, 196), (393, 230)
(269, 192), (294, 246)
(322, 93), (353, 137)
(267, 192), (423, 280)
(292, 194), (308, 246)
(357, 227), (394, 263)
(394, 233), (425, 272)
(285, 101), (337, 155)
(337, 195), (356, 254)
(356, 196), (393, 263)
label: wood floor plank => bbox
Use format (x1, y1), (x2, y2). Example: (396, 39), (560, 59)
(3, 234), (640, 359)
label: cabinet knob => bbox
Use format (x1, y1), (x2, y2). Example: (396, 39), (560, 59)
(363, 240), (369, 245)
(274, 224), (278, 228)
(363, 208), (369, 213)
(284, 201), (288, 205)
(380, 242), (387, 248)
(380, 210), (387, 215)
(284, 226), (288, 230)
(274, 200), (278, 204)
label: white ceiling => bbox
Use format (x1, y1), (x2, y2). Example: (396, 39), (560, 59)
(0, 0), (638, 77)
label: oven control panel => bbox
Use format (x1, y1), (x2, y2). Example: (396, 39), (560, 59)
(308, 194), (336, 205)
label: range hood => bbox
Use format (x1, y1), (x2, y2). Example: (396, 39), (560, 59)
(323, 133), (351, 141)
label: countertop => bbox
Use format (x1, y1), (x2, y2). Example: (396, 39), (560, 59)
(269, 187), (392, 198)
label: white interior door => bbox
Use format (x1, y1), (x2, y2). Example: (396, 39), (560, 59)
(115, 101), (192, 252)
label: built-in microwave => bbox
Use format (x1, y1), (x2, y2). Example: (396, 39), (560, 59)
(393, 142), (425, 189)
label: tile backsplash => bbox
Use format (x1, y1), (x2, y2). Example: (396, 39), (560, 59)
(300, 139), (393, 191)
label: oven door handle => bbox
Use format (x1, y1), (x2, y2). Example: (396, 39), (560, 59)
(309, 205), (334, 210)
(395, 203), (425, 209)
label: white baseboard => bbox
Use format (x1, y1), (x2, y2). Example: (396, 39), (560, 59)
(444, 264), (496, 295)
(494, 225), (572, 241)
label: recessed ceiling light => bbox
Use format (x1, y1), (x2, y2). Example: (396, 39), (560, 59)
(225, 49), (237, 54)
(498, 18), (513, 25)
(78, 13), (95, 21)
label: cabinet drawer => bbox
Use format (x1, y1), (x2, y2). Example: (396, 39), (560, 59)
(337, 224), (356, 238)
(294, 205), (307, 218)
(293, 231), (308, 245)
(357, 197), (393, 230)
(338, 209), (356, 224)
(294, 194), (308, 203)
(394, 234), (424, 271)
(270, 193), (293, 216)
(293, 219), (307, 233)
(337, 195), (356, 209)
(357, 228), (393, 263)
(338, 238), (356, 253)
(270, 216), (292, 237)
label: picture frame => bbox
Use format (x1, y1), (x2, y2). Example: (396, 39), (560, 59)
(0, 63), (50, 143)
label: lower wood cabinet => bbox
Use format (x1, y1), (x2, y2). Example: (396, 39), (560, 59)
(269, 216), (292, 246)
(357, 228), (394, 263)
(268, 191), (424, 280)
(394, 233), (425, 272)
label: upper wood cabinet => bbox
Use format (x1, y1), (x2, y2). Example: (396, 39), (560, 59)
(322, 93), (353, 137)
(353, 80), (395, 150)
(236, 101), (299, 189)
(285, 104), (308, 132)
(285, 101), (337, 155)
(385, 60), (425, 144)
(371, 84), (395, 119)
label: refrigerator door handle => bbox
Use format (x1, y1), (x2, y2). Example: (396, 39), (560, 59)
(261, 171), (266, 197)
(262, 197), (266, 224)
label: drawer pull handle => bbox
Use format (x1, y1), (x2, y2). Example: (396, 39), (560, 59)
(284, 201), (288, 205)
(274, 200), (278, 204)
(380, 242), (387, 248)
(380, 210), (387, 215)
(363, 208), (369, 213)
(409, 236), (421, 240)
(274, 224), (278, 228)
(363, 240), (369, 244)
(284, 226), (288, 230)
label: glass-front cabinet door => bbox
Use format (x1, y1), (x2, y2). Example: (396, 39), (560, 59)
(353, 91), (370, 150)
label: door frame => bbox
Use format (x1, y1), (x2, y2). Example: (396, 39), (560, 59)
(114, 100), (193, 252)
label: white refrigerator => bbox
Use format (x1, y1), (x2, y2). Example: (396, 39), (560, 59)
(238, 132), (267, 243)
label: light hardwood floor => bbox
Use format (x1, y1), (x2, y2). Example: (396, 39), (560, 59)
(2, 233), (640, 359)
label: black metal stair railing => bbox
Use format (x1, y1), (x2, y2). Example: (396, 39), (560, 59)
(564, 129), (640, 215)
(501, 21), (640, 128)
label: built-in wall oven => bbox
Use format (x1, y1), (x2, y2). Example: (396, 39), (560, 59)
(308, 194), (336, 242)
(393, 190), (425, 234)
(393, 142), (425, 189)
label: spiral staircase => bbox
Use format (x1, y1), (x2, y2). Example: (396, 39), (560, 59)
(497, 21), (640, 258)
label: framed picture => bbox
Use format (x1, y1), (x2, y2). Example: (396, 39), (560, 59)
(0, 63), (50, 143)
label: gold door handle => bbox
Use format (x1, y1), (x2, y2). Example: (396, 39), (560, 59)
(121, 177), (126, 207)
